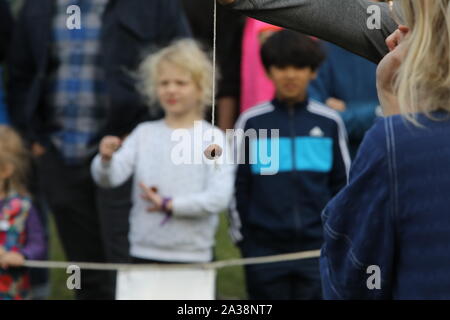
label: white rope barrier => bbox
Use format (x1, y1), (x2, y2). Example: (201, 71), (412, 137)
(23, 249), (321, 271)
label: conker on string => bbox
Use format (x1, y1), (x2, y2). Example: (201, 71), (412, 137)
(204, 144), (223, 160)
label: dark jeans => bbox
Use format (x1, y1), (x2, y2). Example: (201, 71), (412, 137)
(240, 237), (322, 300)
(36, 148), (131, 300)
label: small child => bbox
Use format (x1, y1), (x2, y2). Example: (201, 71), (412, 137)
(230, 30), (351, 300)
(91, 40), (234, 265)
(0, 126), (46, 300)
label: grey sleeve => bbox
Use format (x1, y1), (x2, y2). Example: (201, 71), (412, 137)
(229, 0), (398, 63)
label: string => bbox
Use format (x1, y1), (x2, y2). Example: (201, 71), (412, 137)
(212, 0), (219, 169)
(212, 0), (217, 129)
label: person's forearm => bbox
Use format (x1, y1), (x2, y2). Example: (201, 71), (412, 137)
(91, 153), (134, 188)
(224, 0), (397, 63)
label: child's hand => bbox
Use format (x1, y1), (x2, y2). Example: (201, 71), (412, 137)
(0, 246), (6, 257)
(0, 252), (25, 269)
(99, 136), (122, 162)
(139, 182), (164, 212)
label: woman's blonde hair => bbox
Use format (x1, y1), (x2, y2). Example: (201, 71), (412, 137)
(0, 126), (30, 196)
(138, 39), (216, 115)
(393, 0), (450, 124)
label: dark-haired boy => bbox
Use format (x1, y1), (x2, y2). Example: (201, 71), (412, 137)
(229, 30), (350, 300)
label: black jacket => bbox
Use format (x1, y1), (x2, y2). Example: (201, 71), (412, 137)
(181, 0), (244, 99)
(0, 0), (13, 62)
(7, 0), (190, 143)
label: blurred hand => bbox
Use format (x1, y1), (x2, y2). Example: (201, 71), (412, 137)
(326, 98), (346, 112)
(386, 25), (409, 52)
(0, 251), (25, 269)
(99, 136), (122, 162)
(217, 0), (235, 4)
(32, 143), (46, 158)
(139, 182), (164, 212)
(258, 30), (279, 45)
(0, 246), (6, 257)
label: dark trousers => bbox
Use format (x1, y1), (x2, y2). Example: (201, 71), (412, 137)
(28, 159), (50, 299)
(97, 178), (132, 297)
(132, 257), (184, 265)
(240, 237), (322, 300)
(36, 148), (131, 300)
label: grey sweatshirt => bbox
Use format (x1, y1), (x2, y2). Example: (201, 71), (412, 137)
(229, 0), (398, 63)
(91, 120), (234, 262)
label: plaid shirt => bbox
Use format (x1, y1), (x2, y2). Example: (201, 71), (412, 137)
(46, 0), (109, 164)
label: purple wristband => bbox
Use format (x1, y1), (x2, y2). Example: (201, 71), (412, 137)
(162, 197), (172, 214)
(160, 197), (173, 226)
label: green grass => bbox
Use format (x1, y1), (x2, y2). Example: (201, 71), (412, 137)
(215, 213), (247, 300)
(48, 212), (247, 300)
(48, 218), (74, 300)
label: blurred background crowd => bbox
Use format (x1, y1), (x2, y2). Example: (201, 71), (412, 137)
(0, 0), (382, 300)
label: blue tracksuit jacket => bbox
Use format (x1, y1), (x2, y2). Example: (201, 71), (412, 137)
(0, 67), (8, 124)
(229, 98), (351, 251)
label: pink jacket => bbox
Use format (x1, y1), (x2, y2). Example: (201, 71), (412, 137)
(240, 18), (282, 113)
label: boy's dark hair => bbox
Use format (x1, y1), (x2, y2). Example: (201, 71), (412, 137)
(260, 30), (326, 72)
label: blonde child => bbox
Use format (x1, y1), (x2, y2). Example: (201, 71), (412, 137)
(91, 40), (234, 264)
(0, 126), (46, 300)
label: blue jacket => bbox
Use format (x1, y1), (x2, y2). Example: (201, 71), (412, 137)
(0, 0), (12, 125)
(7, 0), (190, 144)
(321, 113), (450, 299)
(229, 98), (350, 251)
(309, 43), (379, 157)
(0, 67), (8, 124)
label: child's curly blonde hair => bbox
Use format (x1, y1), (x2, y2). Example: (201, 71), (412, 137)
(138, 39), (217, 115)
(0, 126), (30, 196)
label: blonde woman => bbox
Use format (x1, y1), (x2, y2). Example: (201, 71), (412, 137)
(320, 0), (450, 299)
(91, 40), (233, 265)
